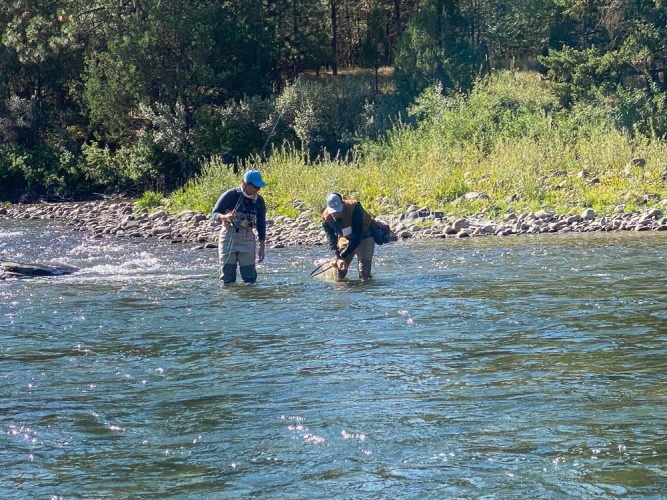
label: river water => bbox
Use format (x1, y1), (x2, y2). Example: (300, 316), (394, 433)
(1, 218), (666, 497)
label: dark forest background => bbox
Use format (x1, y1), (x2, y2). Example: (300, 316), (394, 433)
(1, 0), (666, 201)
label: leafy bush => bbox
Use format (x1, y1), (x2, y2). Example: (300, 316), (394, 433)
(398, 71), (560, 155)
(81, 139), (160, 194)
(0, 145), (30, 200)
(140, 101), (192, 157)
(139, 100), (199, 181)
(0, 143), (87, 201)
(539, 47), (631, 105)
(135, 190), (165, 211)
(588, 84), (667, 139)
(172, 70), (667, 218)
(394, 6), (481, 101)
(192, 96), (274, 163)
(273, 78), (380, 158)
(0, 95), (39, 147)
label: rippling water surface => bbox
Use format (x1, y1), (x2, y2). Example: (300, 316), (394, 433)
(1, 219), (666, 497)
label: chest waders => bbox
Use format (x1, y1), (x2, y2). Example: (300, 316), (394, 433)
(219, 194), (258, 284)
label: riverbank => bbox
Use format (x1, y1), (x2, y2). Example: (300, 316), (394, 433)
(2, 200), (666, 250)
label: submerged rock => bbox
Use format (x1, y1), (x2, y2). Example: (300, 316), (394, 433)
(0, 261), (79, 279)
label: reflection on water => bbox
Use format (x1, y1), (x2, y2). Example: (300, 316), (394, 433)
(1, 218), (666, 497)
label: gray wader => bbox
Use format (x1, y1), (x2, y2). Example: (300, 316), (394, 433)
(218, 224), (257, 284)
(337, 236), (375, 280)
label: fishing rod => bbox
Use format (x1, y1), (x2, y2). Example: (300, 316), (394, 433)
(215, 76), (302, 281)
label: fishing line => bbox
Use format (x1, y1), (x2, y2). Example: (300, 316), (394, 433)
(216, 77), (301, 280)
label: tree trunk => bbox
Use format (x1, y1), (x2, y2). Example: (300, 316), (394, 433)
(393, 0), (401, 56)
(330, 0), (338, 75)
(435, 0), (444, 51)
(292, 0), (299, 79)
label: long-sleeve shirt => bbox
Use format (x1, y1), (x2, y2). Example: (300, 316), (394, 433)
(322, 202), (365, 259)
(211, 187), (266, 241)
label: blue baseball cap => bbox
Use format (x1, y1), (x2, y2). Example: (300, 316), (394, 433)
(243, 169), (266, 188)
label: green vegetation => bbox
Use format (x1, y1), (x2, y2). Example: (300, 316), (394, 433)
(171, 72), (667, 218)
(1, 1), (666, 211)
(135, 190), (165, 212)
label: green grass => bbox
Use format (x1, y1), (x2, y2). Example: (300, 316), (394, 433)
(135, 190), (165, 212)
(165, 70), (667, 219)
(169, 159), (238, 213)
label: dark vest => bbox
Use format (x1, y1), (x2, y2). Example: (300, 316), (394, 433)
(322, 200), (373, 238)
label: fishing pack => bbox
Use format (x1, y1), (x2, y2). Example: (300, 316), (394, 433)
(370, 219), (397, 245)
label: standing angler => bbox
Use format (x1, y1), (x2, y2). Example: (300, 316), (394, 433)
(211, 170), (267, 284)
(321, 192), (375, 280)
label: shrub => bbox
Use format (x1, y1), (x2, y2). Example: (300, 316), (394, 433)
(394, 6), (482, 101)
(135, 190), (165, 211)
(192, 96), (274, 163)
(539, 47), (630, 105)
(0, 143), (87, 201)
(0, 145), (30, 201)
(0, 95), (39, 147)
(81, 139), (161, 195)
(274, 78), (380, 159)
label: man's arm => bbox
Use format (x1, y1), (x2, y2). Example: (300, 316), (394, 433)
(339, 204), (363, 259)
(256, 196), (267, 242)
(322, 219), (340, 257)
(211, 189), (238, 222)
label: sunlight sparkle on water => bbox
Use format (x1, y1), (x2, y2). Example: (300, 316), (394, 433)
(2, 220), (666, 498)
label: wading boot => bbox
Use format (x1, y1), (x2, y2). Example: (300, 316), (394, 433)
(221, 264), (237, 284)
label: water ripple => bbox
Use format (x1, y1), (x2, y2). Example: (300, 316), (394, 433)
(1, 219), (666, 497)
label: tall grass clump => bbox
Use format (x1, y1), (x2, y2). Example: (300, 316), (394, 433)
(168, 70), (667, 218)
(135, 190), (165, 212)
(169, 158), (239, 213)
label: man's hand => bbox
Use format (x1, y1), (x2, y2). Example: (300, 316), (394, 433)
(257, 241), (266, 263)
(334, 258), (347, 272)
(220, 209), (236, 223)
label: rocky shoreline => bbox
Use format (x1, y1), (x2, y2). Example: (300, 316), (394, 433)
(1, 199), (666, 249)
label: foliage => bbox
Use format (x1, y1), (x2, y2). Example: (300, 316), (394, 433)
(172, 71), (667, 218)
(169, 158), (239, 214)
(0, 95), (39, 147)
(0, 143), (85, 201)
(80, 140), (160, 195)
(192, 97), (274, 164)
(390, 0), (558, 101)
(273, 78), (381, 158)
(135, 190), (165, 211)
(539, 46), (630, 104)
(2, 0), (667, 204)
